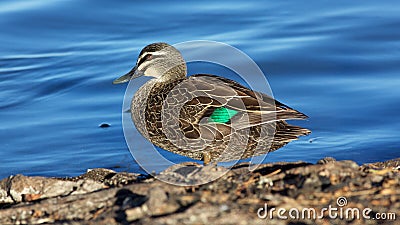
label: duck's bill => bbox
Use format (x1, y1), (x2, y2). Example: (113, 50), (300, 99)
(113, 66), (144, 84)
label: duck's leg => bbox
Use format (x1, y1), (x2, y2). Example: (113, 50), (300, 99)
(202, 152), (211, 165)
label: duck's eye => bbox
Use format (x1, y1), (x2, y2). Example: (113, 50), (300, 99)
(144, 54), (153, 61)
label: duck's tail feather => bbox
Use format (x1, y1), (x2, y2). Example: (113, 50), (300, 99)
(269, 121), (311, 152)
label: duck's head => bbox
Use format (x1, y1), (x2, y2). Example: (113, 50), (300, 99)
(113, 42), (187, 84)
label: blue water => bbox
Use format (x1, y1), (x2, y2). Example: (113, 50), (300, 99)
(1, 0), (399, 178)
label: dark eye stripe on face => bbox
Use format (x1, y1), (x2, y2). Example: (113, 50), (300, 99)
(137, 53), (152, 67)
(137, 53), (163, 67)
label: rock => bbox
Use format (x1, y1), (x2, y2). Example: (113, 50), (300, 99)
(317, 157), (336, 164)
(0, 178), (13, 204)
(62, 168), (140, 187)
(157, 162), (229, 185)
(99, 123), (111, 128)
(0, 158), (399, 225)
(0, 174), (105, 204)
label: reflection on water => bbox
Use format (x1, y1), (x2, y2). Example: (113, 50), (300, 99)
(0, 0), (399, 178)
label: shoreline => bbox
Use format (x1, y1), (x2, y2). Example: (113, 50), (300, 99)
(0, 157), (399, 224)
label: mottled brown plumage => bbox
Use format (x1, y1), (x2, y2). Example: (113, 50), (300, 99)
(114, 42), (311, 164)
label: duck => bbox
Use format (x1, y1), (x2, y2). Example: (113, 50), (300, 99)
(113, 42), (310, 164)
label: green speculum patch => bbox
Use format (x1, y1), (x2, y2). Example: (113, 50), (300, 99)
(208, 107), (238, 123)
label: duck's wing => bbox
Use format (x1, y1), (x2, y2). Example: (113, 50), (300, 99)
(192, 74), (308, 119)
(163, 74), (308, 139)
(189, 75), (307, 126)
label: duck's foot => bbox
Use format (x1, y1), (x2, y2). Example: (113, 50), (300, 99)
(202, 152), (212, 165)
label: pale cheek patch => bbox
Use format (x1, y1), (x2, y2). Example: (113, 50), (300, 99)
(138, 61), (149, 71)
(144, 67), (160, 78)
